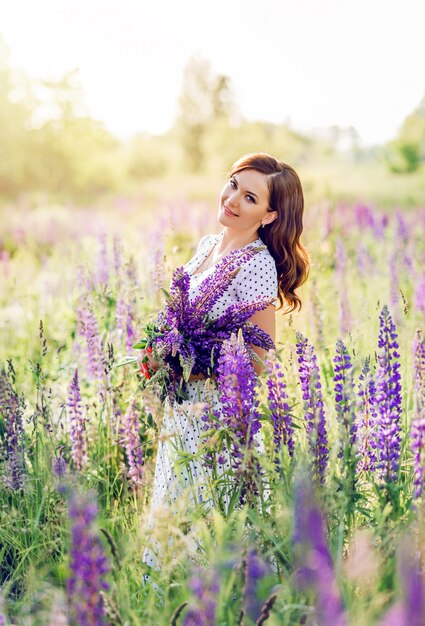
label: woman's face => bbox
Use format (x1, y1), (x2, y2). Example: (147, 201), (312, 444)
(218, 168), (277, 234)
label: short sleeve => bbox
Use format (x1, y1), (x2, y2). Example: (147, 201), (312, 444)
(235, 251), (278, 306)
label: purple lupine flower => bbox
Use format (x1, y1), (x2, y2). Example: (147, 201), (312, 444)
(309, 281), (325, 351)
(192, 245), (264, 314)
(0, 369), (25, 490)
(112, 235), (123, 280)
(333, 339), (357, 455)
(242, 549), (268, 622)
(79, 306), (104, 382)
(378, 538), (425, 626)
(125, 304), (136, 353)
(96, 233), (109, 286)
(66, 491), (109, 625)
(375, 306), (402, 483)
(410, 330), (425, 498)
(354, 203), (375, 231)
(120, 400), (143, 488)
(295, 333), (329, 484)
(53, 453), (67, 477)
(356, 357), (378, 472)
(415, 275), (425, 317)
(389, 251), (401, 324)
(335, 239), (351, 336)
(149, 225), (166, 295)
(265, 350), (294, 469)
(216, 332), (262, 504)
(293, 474), (348, 626)
(67, 370), (87, 471)
(183, 566), (219, 626)
(115, 296), (127, 335)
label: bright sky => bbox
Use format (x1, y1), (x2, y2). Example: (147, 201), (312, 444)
(1, 0), (424, 146)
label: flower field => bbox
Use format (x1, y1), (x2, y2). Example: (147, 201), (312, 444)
(0, 197), (424, 625)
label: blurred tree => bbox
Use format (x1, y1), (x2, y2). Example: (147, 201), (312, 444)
(30, 71), (121, 199)
(175, 53), (236, 173)
(0, 36), (33, 197)
(384, 94), (425, 173)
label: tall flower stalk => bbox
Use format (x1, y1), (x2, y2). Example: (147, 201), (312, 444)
(216, 331), (262, 505)
(356, 356), (378, 473)
(0, 367), (25, 490)
(295, 333), (328, 484)
(66, 491), (109, 625)
(183, 566), (219, 626)
(375, 306), (402, 484)
(67, 370), (87, 471)
(410, 329), (425, 498)
(293, 473), (348, 626)
(264, 350), (294, 470)
(120, 400), (143, 488)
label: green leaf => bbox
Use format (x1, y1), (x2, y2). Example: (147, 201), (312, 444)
(114, 356), (137, 367)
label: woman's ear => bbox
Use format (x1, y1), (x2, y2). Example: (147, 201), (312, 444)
(262, 211), (278, 226)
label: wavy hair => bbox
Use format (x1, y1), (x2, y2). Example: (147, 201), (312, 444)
(228, 152), (310, 313)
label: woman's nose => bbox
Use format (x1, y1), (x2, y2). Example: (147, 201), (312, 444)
(228, 191), (239, 207)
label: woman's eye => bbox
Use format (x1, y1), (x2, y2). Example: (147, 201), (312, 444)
(246, 195), (256, 203)
(229, 179), (237, 189)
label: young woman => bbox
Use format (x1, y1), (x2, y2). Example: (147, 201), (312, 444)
(141, 152), (309, 573)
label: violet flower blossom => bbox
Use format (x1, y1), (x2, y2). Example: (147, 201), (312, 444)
(216, 332), (262, 504)
(375, 306), (402, 483)
(335, 239), (352, 336)
(120, 400), (143, 488)
(333, 339), (357, 454)
(265, 350), (294, 469)
(242, 549), (269, 622)
(356, 356), (378, 473)
(410, 329), (425, 498)
(183, 566), (219, 626)
(96, 233), (109, 287)
(295, 333), (329, 484)
(293, 474), (348, 626)
(78, 307), (104, 383)
(67, 370), (87, 471)
(140, 245), (274, 404)
(66, 491), (109, 625)
(0, 368), (25, 490)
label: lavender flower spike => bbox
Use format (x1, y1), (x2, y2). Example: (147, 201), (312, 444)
(356, 357), (378, 473)
(410, 329), (425, 498)
(265, 350), (294, 470)
(375, 306), (402, 483)
(67, 370), (87, 471)
(120, 400), (144, 488)
(216, 331), (262, 504)
(66, 491), (109, 625)
(333, 339), (357, 454)
(293, 473), (348, 626)
(183, 566), (219, 626)
(295, 333), (329, 484)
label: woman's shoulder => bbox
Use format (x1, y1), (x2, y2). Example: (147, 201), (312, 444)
(241, 239), (277, 274)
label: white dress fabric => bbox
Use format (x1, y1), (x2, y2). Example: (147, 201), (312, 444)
(142, 232), (278, 574)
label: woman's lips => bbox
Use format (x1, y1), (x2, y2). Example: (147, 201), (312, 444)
(224, 205), (238, 217)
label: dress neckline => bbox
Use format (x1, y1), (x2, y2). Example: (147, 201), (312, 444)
(190, 233), (262, 277)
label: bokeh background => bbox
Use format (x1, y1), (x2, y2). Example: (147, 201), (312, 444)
(1, 0), (425, 210)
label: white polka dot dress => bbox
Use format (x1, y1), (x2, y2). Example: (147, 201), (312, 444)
(142, 232), (278, 574)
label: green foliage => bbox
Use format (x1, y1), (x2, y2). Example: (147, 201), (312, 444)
(384, 93), (425, 174)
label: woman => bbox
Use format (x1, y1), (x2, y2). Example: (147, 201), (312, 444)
(141, 152), (309, 573)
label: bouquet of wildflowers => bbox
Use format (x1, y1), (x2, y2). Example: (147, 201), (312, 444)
(118, 245), (275, 404)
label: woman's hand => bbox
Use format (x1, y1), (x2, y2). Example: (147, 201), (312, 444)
(136, 347), (160, 379)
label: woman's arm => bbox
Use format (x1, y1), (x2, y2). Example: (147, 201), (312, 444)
(248, 304), (276, 375)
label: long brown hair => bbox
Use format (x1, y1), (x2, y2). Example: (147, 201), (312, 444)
(229, 152), (310, 313)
